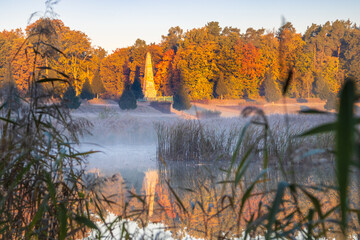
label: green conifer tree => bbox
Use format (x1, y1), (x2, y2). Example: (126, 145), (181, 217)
(62, 84), (81, 109)
(119, 84), (137, 110)
(131, 77), (144, 99)
(173, 85), (191, 110)
(80, 78), (94, 100)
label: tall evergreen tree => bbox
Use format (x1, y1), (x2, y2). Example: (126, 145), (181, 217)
(173, 84), (191, 111)
(119, 84), (137, 110)
(62, 84), (81, 109)
(131, 77), (144, 99)
(80, 78), (94, 100)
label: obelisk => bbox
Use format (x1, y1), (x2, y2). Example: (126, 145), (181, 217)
(143, 52), (157, 99)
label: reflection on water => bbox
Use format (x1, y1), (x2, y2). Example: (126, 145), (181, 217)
(95, 161), (359, 239)
(143, 170), (159, 217)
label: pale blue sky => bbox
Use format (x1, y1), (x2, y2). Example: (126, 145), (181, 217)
(0, 0), (359, 52)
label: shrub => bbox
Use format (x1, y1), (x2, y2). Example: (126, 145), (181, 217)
(173, 85), (191, 111)
(119, 85), (137, 110)
(296, 98), (308, 103)
(196, 109), (221, 119)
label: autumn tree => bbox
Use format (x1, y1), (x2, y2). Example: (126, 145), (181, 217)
(161, 26), (183, 52)
(260, 32), (280, 82)
(25, 19), (102, 96)
(278, 22), (305, 86)
(100, 48), (130, 98)
(58, 26), (93, 94)
(0, 29), (33, 93)
(218, 27), (242, 98)
(236, 41), (265, 98)
(154, 49), (175, 96)
(175, 26), (219, 100)
(27, 19), (91, 94)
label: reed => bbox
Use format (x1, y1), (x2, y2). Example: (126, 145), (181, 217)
(0, 7), (111, 239)
(155, 114), (334, 165)
(155, 120), (240, 162)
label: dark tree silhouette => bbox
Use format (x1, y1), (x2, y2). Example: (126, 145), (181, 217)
(62, 84), (81, 109)
(131, 77), (144, 99)
(119, 84), (137, 110)
(80, 78), (94, 100)
(173, 84), (191, 110)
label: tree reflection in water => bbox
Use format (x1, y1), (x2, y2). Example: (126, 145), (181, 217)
(96, 160), (359, 239)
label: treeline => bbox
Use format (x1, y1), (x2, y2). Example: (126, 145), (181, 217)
(1, 19), (359, 101)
